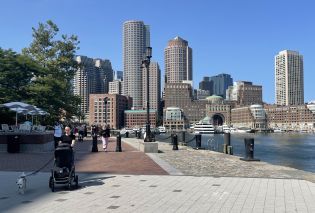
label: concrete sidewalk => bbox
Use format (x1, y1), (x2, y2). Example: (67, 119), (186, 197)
(0, 172), (315, 213)
(0, 137), (315, 212)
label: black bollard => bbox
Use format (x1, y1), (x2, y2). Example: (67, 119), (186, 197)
(223, 133), (231, 154)
(181, 131), (186, 144)
(240, 138), (260, 161)
(172, 134), (178, 150)
(224, 133), (231, 146)
(116, 134), (122, 152)
(195, 134), (202, 149)
(91, 134), (98, 152)
(125, 131), (129, 138)
(135, 131), (138, 138)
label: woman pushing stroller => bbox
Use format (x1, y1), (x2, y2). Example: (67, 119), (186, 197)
(59, 126), (76, 147)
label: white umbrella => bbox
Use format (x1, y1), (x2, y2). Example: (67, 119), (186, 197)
(27, 107), (49, 124)
(0, 102), (36, 125)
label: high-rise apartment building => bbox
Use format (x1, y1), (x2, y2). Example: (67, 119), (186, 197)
(275, 50), (304, 106)
(199, 76), (213, 95)
(210, 73), (233, 99)
(142, 61), (161, 112)
(226, 81), (262, 106)
(123, 20), (150, 109)
(73, 56), (113, 114)
(109, 80), (122, 95)
(164, 36), (192, 83)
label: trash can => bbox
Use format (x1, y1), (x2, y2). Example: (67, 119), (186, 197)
(7, 135), (20, 153)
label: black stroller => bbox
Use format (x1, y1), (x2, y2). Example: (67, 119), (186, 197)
(49, 143), (78, 192)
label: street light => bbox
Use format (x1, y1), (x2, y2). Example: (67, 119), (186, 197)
(104, 97), (108, 124)
(142, 47), (152, 142)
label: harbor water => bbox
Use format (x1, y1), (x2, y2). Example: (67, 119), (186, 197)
(192, 133), (315, 173)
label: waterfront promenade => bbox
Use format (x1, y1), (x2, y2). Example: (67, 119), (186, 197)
(0, 136), (314, 212)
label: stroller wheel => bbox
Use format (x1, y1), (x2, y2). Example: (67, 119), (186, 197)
(49, 176), (53, 188)
(51, 182), (55, 192)
(75, 175), (79, 189)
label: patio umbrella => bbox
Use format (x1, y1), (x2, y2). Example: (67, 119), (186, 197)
(27, 107), (49, 124)
(0, 101), (36, 125)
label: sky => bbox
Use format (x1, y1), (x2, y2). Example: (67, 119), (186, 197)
(1, 0), (315, 104)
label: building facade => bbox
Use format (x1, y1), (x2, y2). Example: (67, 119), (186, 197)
(210, 73), (233, 99)
(226, 81), (262, 106)
(73, 56), (113, 115)
(89, 94), (132, 129)
(164, 82), (207, 124)
(123, 20), (150, 109)
(164, 36), (192, 83)
(265, 104), (315, 131)
(231, 105), (267, 130)
(163, 107), (188, 131)
(199, 76), (213, 95)
(124, 110), (157, 128)
(109, 80), (122, 95)
(142, 61), (161, 113)
(275, 50), (304, 106)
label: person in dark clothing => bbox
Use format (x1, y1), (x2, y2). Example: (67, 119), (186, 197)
(59, 126), (76, 147)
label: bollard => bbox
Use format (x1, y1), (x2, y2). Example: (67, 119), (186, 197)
(116, 134), (122, 152)
(223, 133), (231, 154)
(240, 138), (260, 161)
(91, 134), (98, 152)
(227, 146), (233, 155)
(172, 134), (178, 150)
(125, 131), (129, 138)
(137, 131), (141, 139)
(182, 131), (187, 146)
(135, 131), (138, 138)
(195, 134), (202, 149)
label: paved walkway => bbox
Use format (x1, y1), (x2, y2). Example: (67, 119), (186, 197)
(0, 136), (314, 212)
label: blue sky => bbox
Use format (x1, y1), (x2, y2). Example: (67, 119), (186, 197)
(1, 0), (314, 104)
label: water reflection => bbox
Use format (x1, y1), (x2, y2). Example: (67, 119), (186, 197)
(195, 133), (315, 173)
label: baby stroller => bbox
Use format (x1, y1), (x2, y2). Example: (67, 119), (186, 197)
(49, 143), (78, 192)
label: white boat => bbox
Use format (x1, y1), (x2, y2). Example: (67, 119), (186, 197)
(273, 128), (285, 133)
(222, 125), (230, 133)
(158, 126), (166, 133)
(234, 127), (253, 133)
(193, 122), (215, 134)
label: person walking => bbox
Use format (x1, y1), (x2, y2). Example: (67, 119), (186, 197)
(53, 121), (63, 148)
(101, 124), (110, 152)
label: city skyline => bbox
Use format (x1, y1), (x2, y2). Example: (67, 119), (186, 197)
(1, 0), (315, 104)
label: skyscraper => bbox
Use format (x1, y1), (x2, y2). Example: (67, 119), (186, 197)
(142, 61), (161, 112)
(199, 76), (213, 95)
(73, 56), (113, 114)
(210, 73), (233, 99)
(275, 50), (304, 106)
(123, 20), (150, 109)
(164, 36), (192, 83)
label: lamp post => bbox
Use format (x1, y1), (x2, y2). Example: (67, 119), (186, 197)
(104, 97), (108, 125)
(142, 47), (152, 142)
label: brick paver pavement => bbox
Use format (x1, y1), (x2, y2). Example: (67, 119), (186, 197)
(0, 137), (168, 175)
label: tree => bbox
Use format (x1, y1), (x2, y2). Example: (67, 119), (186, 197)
(0, 48), (41, 102)
(22, 20), (81, 122)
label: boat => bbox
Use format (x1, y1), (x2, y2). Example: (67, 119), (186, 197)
(193, 122), (215, 134)
(234, 127), (253, 133)
(273, 128), (285, 133)
(158, 126), (166, 133)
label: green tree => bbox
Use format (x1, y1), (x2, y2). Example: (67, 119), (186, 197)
(0, 48), (41, 103)
(22, 20), (81, 122)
